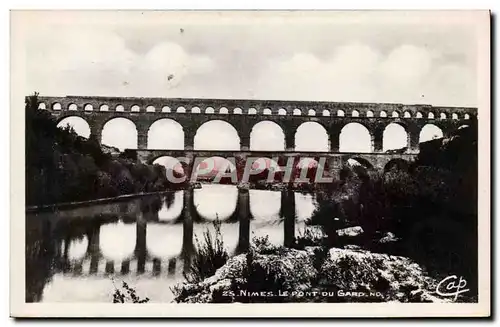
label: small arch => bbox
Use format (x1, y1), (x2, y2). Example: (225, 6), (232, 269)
(416, 112), (423, 118)
(84, 104), (93, 111)
(322, 110), (330, 116)
(191, 106), (201, 113)
(352, 110), (360, 117)
(403, 111), (411, 118)
(293, 109), (302, 116)
(458, 124), (470, 130)
(308, 109), (316, 116)
(428, 112), (435, 119)
(392, 111), (400, 118)
(452, 113), (458, 120)
(347, 157), (373, 169)
(52, 103), (62, 110)
(38, 103), (46, 110)
(440, 113), (447, 119)
(384, 159), (409, 173)
(131, 105), (140, 112)
(68, 103), (78, 111)
(380, 111), (387, 118)
(219, 107), (229, 114)
(337, 110), (345, 117)
(464, 113), (470, 120)
(146, 105), (156, 112)
(278, 108), (287, 115)
(116, 105), (125, 112)
(248, 108), (257, 115)
(162, 106), (171, 113)
(100, 104), (109, 112)
(233, 107), (242, 114)
(366, 110), (374, 117)
(205, 107), (215, 114)
(176, 106), (186, 113)
(263, 108), (272, 115)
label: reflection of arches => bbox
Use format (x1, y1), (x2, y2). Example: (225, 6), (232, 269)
(380, 111), (387, 118)
(322, 110), (330, 116)
(233, 107), (242, 114)
(66, 236), (88, 261)
(193, 185), (238, 221)
(57, 116), (91, 138)
(384, 159), (409, 172)
(337, 110), (345, 117)
(308, 109), (316, 116)
(100, 222), (136, 261)
(293, 109), (301, 116)
(194, 120), (240, 150)
(102, 117), (137, 150)
(278, 108), (287, 115)
(263, 108), (272, 115)
(250, 121), (285, 151)
(339, 123), (371, 153)
(419, 124), (443, 143)
(295, 122), (328, 152)
(250, 189), (281, 222)
(352, 110), (359, 117)
(147, 224), (183, 259)
(383, 123), (408, 152)
(157, 191), (183, 221)
(148, 119), (184, 149)
(367, 110), (374, 117)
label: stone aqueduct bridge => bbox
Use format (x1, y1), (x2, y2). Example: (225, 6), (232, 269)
(38, 96), (477, 170)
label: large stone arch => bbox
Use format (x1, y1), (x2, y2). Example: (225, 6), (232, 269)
(101, 117), (138, 151)
(147, 118), (184, 150)
(384, 158), (410, 173)
(419, 124), (444, 143)
(57, 116), (91, 139)
(339, 122), (372, 153)
(383, 123), (409, 152)
(250, 121), (285, 151)
(194, 120), (240, 150)
(295, 121), (329, 152)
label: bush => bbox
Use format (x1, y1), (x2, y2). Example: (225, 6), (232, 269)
(112, 281), (150, 303)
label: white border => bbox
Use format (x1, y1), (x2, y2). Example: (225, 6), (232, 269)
(8, 9), (491, 318)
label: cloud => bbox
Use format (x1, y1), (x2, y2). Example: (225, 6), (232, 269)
(25, 27), (215, 97)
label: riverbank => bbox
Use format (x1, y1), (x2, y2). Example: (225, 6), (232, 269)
(25, 190), (173, 213)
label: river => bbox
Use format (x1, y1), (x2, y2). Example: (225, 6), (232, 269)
(25, 184), (318, 303)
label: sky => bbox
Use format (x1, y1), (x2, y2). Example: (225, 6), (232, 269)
(23, 11), (477, 156)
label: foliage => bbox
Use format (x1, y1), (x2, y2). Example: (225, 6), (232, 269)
(25, 92), (172, 206)
(183, 217), (229, 284)
(112, 281), (150, 303)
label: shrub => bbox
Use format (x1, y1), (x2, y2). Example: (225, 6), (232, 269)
(112, 281), (150, 303)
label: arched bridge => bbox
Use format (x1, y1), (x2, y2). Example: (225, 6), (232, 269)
(36, 95), (477, 175)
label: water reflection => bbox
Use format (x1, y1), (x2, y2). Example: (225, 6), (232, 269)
(25, 185), (319, 303)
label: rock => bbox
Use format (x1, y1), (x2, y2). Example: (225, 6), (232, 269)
(378, 232), (399, 244)
(336, 226), (364, 237)
(343, 244), (362, 250)
(173, 248), (317, 303)
(318, 248), (442, 302)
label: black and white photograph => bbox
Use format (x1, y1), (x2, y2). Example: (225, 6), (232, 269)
(10, 10), (490, 317)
